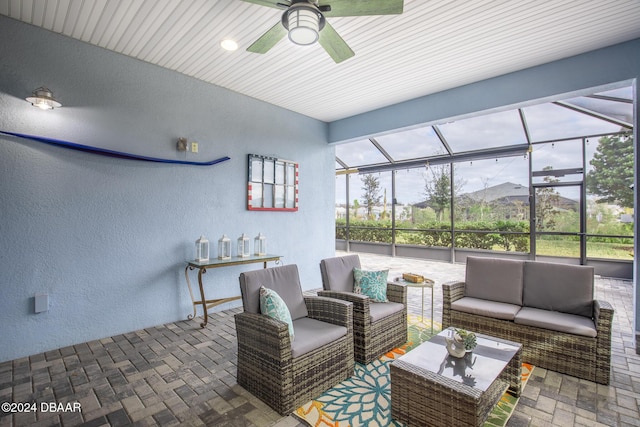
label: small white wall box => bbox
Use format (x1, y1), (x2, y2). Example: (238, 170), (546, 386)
(35, 293), (49, 313)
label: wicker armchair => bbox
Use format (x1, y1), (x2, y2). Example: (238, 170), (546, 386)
(318, 255), (407, 364)
(235, 264), (354, 415)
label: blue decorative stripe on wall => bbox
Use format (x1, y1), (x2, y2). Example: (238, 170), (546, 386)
(0, 130), (230, 166)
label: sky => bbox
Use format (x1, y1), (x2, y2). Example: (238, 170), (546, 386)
(335, 86), (633, 206)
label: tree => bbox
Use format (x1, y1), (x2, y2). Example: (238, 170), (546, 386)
(535, 166), (560, 231)
(361, 174), (382, 219)
(587, 134), (634, 208)
(381, 188), (389, 220)
(352, 199), (360, 218)
(423, 164), (465, 221)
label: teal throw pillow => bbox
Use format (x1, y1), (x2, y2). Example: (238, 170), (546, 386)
(259, 286), (295, 341)
(353, 268), (389, 302)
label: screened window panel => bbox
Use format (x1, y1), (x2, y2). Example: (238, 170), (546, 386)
(563, 97), (633, 125)
(531, 139), (583, 184)
(454, 156), (529, 223)
(335, 139), (389, 168)
(438, 110), (527, 152)
(375, 126), (447, 160)
(523, 103), (622, 142)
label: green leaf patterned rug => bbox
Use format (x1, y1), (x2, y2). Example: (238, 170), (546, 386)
(294, 315), (533, 427)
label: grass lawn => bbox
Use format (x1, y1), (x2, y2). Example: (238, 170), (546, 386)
(536, 239), (634, 260)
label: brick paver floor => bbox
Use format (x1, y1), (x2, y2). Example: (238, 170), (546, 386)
(0, 252), (638, 426)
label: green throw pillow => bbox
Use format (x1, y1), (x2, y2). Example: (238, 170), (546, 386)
(259, 286), (295, 341)
(353, 268), (389, 302)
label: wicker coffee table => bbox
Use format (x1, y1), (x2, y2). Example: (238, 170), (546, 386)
(390, 328), (522, 427)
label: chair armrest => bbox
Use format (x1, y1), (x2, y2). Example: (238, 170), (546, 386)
(594, 299), (614, 334)
(305, 296), (353, 331)
(234, 312), (292, 360)
(387, 282), (407, 305)
(317, 290), (370, 310)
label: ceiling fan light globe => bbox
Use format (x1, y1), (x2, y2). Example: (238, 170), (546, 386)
(287, 8), (320, 45)
(288, 26), (318, 45)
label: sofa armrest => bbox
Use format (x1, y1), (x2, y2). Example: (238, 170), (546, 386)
(387, 282), (407, 305)
(443, 281), (465, 303)
(442, 281), (466, 329)
(235, 312), (292, 360)
(594, 299), (614, 327)
(304, 296), (353, 332)
(593, 299), (614, 385)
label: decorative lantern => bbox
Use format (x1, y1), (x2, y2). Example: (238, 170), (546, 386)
(218, 234), (232, 260)
(254, 232), (267, 256)
(237, 233), (250, 258)
(195, 235), (209, 262)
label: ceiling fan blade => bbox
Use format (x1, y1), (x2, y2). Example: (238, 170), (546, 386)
(247, 22), (287, 54)
(321, 0), (403, 17)
(318, 22), (355, 64)
(239, 0), (288, 10)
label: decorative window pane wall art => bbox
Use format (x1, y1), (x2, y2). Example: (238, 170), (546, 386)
(248, 154), (299, 211)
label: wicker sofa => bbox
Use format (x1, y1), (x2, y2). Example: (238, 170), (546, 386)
(442, 256), (614, 384)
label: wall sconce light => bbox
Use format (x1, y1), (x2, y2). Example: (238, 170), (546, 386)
(26, 87), (61, 110)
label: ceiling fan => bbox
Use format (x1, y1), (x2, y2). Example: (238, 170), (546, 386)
(241, 0), (404, 63)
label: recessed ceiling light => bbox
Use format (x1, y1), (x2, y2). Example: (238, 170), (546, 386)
(221, 39), (238, 51)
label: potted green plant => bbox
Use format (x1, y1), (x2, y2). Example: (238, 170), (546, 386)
(446, 328), (477, 358)
(455, 328), (477, 351)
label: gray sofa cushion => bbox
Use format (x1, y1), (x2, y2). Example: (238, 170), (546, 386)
(239, 264), (309, 320)
(369, 301), (404, 322)
(465, 256), (524, 305)
(451, 296), (522, 320)
(320, 255), (361, 293)
(523, 261), (594, 318)
(291, 317), (348, 358)
(514, 307), (597, 337)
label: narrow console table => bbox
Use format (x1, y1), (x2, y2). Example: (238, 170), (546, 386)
(184, 254), (281, 328)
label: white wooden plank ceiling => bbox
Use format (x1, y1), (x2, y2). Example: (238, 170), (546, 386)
(1, 0), (639, 122)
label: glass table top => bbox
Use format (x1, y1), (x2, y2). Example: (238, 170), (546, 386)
(396, 327), (521, 391)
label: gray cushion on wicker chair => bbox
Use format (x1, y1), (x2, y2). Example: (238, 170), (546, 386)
(319, 254), (360, 292)
(370, 302), (404, 322)
(239, 263), (309, 320)
(291, 317), (348, 358)
(318, 255), (408, 364)
(235, 264), (354, 416)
